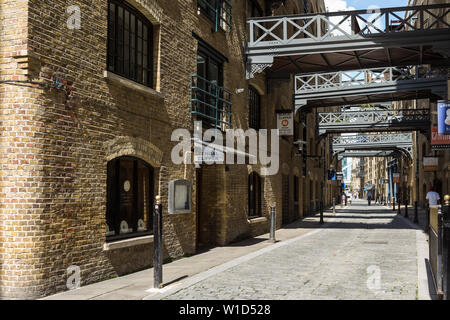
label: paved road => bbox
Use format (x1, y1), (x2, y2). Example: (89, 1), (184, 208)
(162, 201), (428, 300)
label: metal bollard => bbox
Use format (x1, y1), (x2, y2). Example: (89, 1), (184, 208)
(404, 199), (409, 218)
(333, 197), (336, 214)
(153, 196), (163, 289)
(270, 206), (276, 243)
(438, 205), (444, 299)
(320, 201), (324, 224)
(442, 195), (449, 300)
(414, 201), (419, 223)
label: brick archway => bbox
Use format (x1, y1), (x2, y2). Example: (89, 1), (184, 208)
(104, 136), (164, 168)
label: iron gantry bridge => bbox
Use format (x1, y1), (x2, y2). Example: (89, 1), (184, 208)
(244, 3), (450, 163)
(294, 65), (447, 110)
(331, 133), (414, 160)
(246, 3), (450, 78)
(318, 108), (430, 136)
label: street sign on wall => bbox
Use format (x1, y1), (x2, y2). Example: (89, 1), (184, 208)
(431, 126), (450, 150)
(393, 173), (400, 183)
(423, 157), (439, 172)
(437, 100), (450, 134)
(276, 111), (294, 136)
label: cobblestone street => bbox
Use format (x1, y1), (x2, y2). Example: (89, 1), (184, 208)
(157, 201), (430, 300)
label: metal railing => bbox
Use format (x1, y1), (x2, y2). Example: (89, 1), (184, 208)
(319, 109), (429, 126)
(190, 74), (232, 130)
(247, 3), (450, 47)
(332, 133), (413, 159)
(295, 66), (437, 95)
(332, 132), (412, 145)
(428, 200), (450, 300)
(198, 0), (232, 32)
(318, 108), (430, 135)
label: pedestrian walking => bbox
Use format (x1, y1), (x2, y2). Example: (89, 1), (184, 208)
(367, 190), (372, 206)
(426, 186), (440, 207)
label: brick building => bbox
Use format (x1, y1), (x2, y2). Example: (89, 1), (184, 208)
(0, 0), (332, 299)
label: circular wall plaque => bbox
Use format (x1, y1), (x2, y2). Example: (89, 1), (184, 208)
(124, 180), (131, 192)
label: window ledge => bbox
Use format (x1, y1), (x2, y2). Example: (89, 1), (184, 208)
(248, 217), (268, 224)
(103, 235), (154, 251)
(103, 71), (164, 100)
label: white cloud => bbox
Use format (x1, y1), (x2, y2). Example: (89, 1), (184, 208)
(324, 0), (383, 36)
(324, 0), (356, 36)
(324, 0), (355, 13)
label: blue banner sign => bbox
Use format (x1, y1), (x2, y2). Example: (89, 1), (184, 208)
(438, 100), (450, 134)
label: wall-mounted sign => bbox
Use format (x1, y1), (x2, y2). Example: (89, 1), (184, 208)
(276, 111), (294, 136)
(168, 179), (192, 214)
(437, 100), (450, 135)
(336, 172), (344, 181)
(431, 126), (450, 150)
(423, 157), (439, 172)
(194, 144), (225, 164)
(393, 173), (400, 183)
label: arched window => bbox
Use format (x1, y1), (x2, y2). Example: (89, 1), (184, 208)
(248, 171), (263, 218)
(106, 156), (154, 241)
(108, 0), (153, 87)
(248, 86), (261, 130)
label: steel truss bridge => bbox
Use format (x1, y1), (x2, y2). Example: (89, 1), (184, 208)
(294, 65), (447, 110)
(337, 150), (399, 160)
(318, 108), (430, 136)
(246, 3), (450, 79)
(331, 133), (413, 160)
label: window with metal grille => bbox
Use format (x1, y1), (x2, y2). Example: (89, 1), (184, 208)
(198, 0), (217, 22)
(106, 156), (154, 241)
(248, 86), (261, 130)
(107, 0), (153, 87)
(197, 0), (232, 32)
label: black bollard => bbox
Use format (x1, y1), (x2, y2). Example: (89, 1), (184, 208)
(320, 201), (324, 224)
(404, 199), (409, 218)
(442, 195), (449, 300)
(270, 206), (276, 243)
(153, 196), (163, 289)
(414, 201), (419, 223)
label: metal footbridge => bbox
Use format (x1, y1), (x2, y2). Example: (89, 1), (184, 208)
(246, 3), (450, 79)
(331, 133), (413, 160)
(294, 65), (447, 111)
(318, 108), (430, 136)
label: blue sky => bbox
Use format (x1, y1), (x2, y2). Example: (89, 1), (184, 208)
(325, 0), (410, 12)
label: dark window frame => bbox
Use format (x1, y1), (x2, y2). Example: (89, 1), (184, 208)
(106, 156), (154, 242)
(248, 86), (261, 130)
(195, 39), (226, 129)
(248, 171), (263, 219)
(198, 0), (218, 23)
(107, 0), (154, 88)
